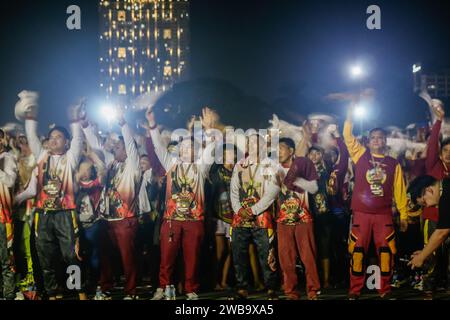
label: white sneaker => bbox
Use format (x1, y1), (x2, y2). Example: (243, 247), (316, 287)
(186, 292), (199, 300)
(414, 279), (424, 291)
(14, 292), (25, 300)
(123, 295), (139, 300)
(165, 285), (176, 300)
(94, 291), (112, 300)
(151, 288), (165, 300)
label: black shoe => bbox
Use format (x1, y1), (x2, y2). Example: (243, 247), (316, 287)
(267, 290), (279, 300)
(228, 290), (248, 300)
(423, 291), (433, 300)
(348, 293), (360, 300)
(379, 292), (396, 300)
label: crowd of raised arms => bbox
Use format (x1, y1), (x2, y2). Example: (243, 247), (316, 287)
(0, 90), (449, 300)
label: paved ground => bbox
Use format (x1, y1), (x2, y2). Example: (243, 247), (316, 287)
(53, 284), (450, 300)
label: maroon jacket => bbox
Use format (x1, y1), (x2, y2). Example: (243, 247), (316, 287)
(423, 120), (450, 221)
(351, 151), (398, 215)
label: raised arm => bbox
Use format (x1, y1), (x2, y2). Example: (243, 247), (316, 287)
(144, 135), (166, 177)
(66, 121), (84, 170)
(425, 120), (442, 173)
(295, 121), (312, 158)
(120, 121), (140, 173)
(24, 119), (44, 160)
(146, 108), (176, 172)
(82, 122), (114, 166)
(426, 101), (445, 174)
(343, 119), (366, 164)
(198, 136), (218, 177)
(197, 108), (222, 175)
(335, 136), (350, 188)
(138, 169), (153, 215)
(87, 148), (106, 185)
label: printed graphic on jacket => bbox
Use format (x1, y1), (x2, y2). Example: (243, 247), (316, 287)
(37, 154), (76, 211)
(105, 161), (139, 219)
(232, 164), (274, 229)
(164, 164), (205, 221)
(277, 185), (312, 225)
(211, 165), (233, 224)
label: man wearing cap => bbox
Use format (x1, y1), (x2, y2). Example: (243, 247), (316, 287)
(343, 103), (408, 299)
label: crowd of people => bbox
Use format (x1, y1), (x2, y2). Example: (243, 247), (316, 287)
(0, 89), (449, 300)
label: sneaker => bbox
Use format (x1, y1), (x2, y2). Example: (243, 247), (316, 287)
(170, 285), (176, 300)
(348, 293), (360, 300)
(379, 292), (396, 300)
(308, 292), (319, 300)
(186, 292), (199, 300)
(151, 288), (165, 300)
(267, 290), (279, 300)
(94, 291), (112, 300)
(15, 292), (25, 300)
(228, 289), (248, 300)
(423, 291), (433, 300)
(413, 277), (423, 291)
(286, 294), (300, 300)
(285, 291), (301, 300)
(123, 295), (139, 300)
(164, 285), (176, 300)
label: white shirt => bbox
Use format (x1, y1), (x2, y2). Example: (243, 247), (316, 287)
(230, 157), (282, 216)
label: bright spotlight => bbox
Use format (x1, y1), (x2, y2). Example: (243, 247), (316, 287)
(354, 104), (367, 119)
(101, 105), (117, 122)
(350, 64), (363, 78)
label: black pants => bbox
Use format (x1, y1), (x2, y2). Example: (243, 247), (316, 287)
(329, 211), (350, 285)
(231, 227), (277, 291)
(34, 210), (81, 297)
(315, 213), (333, 260)
(135, 218), (155, 284)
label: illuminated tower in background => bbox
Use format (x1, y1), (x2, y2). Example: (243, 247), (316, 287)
(99, 0), (190, 104)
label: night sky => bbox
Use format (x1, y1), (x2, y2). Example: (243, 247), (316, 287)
(0, 0), (449, 131)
